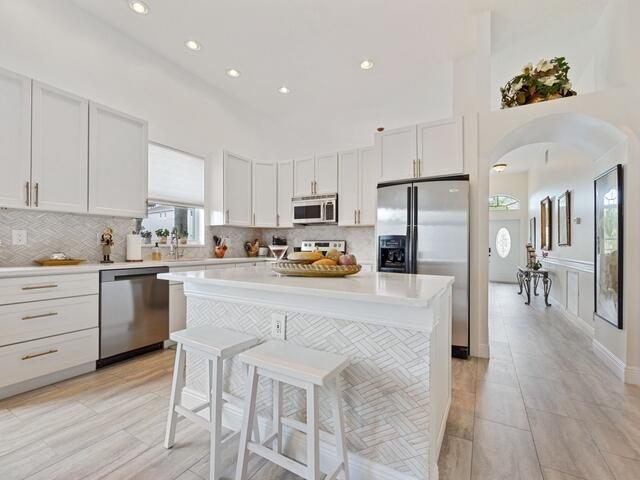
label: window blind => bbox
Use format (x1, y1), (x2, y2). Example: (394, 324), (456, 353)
(148, 143), (204, 208)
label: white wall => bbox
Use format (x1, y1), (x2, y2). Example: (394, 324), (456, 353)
(0, 0), (284, 163)
(489, 172), (529, 268)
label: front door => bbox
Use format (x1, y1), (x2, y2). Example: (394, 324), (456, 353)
(489, 219), (520, 283)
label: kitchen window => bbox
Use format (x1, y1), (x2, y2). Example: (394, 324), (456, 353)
(141, 143), (205, 245)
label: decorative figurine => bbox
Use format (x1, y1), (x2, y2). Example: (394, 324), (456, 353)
(526, 243), (536, 268)
(100, 227), (114, 264)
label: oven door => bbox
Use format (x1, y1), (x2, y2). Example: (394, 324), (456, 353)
(292, 201), (324, 224)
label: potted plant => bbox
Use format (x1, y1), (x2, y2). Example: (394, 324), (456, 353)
(500, 57), (577, 109)
(155, 228), (170, 244)
(140, 230), (152, 245)
(179, 229), (188, 245)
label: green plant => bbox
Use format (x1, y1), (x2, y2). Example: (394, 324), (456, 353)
(140, 230), (152, 239)
(155, 228), (170, 238)
(500, 57), (576, 109)
(179, 229), (188, 239)
(529, 259), (543, 271)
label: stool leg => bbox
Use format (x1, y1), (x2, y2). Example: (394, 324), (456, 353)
(272, 379), (283, 454)
(164, 342), (186, 449)
(209, 357), (223, 480)
(244, 363), (261, 445)
(330, 379), (350, 480)
(235, 364), (258, 480)
(306, 383), (320, 480)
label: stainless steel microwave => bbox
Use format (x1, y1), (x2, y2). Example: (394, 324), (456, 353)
(292, 194), (337, 224)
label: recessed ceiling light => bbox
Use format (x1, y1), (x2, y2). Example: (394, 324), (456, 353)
(277, 86), (291, 95)
(492, 163), (508, 173)
(360, 59), (374, 70)
(226, 68), (241, 78)
(128, 1), (149, 15)
(185, 40), (202, 51)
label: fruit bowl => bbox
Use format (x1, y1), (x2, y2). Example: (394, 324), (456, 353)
(272, 262), (362, 277)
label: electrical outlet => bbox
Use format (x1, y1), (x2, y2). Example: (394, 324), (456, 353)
(12, 230), (27, 246)
(271, 313), (286, 340)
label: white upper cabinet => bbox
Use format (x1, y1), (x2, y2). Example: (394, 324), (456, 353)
(252, 161), (277, 227)
(31, 82), (89, 213)
(294, 156), (315, 196)
(376, 125), (417, 183)
(223, 151), (252, 226)
(358, 147), (377, 226)
(277, 160), (294, 228)
(377, 117), (464, 182)
(0, 68), (31, 209)
(89, 103), (148, 218)
(338, 147), (377, 226)
(338, 150), (359, 226)
(417, 117), (464, 177)
(314, 152), (338, 194)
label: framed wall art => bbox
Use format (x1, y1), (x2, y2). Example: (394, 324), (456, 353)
(558, 190), (571, 246)
(540, 196), (552, 250)
(594, 164), (623, 329)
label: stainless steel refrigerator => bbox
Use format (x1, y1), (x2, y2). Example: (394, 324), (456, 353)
(376, 175), (470, 358)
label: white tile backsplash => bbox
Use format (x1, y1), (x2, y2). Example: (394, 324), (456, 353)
(0, 209), (376, 267)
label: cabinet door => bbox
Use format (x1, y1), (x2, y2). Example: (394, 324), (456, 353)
(89, 103), (148, 218)
(376, 125), (417, 182)
(0, 68), (31, 209)
(294, 156), (314, 196)
(358, 147), (377, 226)
(253, 161), (277, 227)
(277, 160), (294, 227)
(223, 151), (252, 226)
(338, 150), (359, 226)
(169, 283), (186, 333)
(31, 82), (88, 213)
(315, 152), (338, 194)
(417, 117), (464, 177)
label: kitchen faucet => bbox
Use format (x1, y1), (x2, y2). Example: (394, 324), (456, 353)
(169, 228), (183, 260)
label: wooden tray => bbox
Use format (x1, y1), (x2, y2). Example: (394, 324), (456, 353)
(272, 262), (361, 277)
(34, 258), (87, 266)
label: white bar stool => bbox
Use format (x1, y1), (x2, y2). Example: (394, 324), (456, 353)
(235, 340), (350, 480)
(164, 325), (259, 480)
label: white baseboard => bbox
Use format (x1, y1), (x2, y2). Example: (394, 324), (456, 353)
(182, 387), (419, 480)
(592, 339), (625, 381)
(625, 366), (640, 385)
(550, 298), (594, 338)
(0, 362), (95, 400)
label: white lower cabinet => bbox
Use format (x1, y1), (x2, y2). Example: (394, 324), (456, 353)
(0, 328), (98, 389)
(0, 295), (98, 347)
(0, 273), (99, 305)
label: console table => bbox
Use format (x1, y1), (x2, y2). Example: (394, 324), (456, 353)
(517, 266), (552, 306)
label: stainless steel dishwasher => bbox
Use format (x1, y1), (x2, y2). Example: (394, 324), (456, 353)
(98, 266), (169, 367)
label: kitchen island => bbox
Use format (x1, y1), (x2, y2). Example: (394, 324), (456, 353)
(159, 268), (454, 480)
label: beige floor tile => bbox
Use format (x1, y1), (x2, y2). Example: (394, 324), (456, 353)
(518, 374), (575, 417)
(475, 382), (529, 431)
(527, 407), (614, 480)
(176, 470), (204, 480)
(453, 357), (477, 394)
(445, 389), (475, 440)
(489, 341), (512, 361)
(471, 418), (542, 480)
(476, 357), (518, 388)
(438, 434), (472, 480)
(25, 430), (148, 480)
(602, 453), (640, 480)
(542, 468), (586, 479)
(0, 440), (59, 480)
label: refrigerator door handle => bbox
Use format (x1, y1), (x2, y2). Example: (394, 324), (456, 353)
(406, 186), (413, 273)
(412, 186), (418, 274)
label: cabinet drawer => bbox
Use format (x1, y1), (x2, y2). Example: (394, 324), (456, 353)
(0, 295), (98, 347)
(0, 273), (98, 305)
(0, 328), (98, 388)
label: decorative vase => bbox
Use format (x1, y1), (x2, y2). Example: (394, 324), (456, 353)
(529, 93), (562, 104)
(158, 237), (167, 244)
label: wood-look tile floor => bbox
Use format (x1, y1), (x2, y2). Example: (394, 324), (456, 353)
(438, 283), (640, 480)
(1, 283), (639, 479)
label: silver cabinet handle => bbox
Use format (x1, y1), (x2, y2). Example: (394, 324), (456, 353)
(225, 210), (230, 223)
(253, 213), (256, 226)
(21, 284), (58, 291)
(25, 181), (30, 206)
(412, 160), (416, 178)
(417, 160), (421, 177)
(276, 213), (280, 227)
(311, 180), (314, 194)
(22, 312), (58, 321)
(358, 209), (361, 224)
(354, 210), (357, 224)
(34, 182), (39, 207)
(21, 349), (58, 361)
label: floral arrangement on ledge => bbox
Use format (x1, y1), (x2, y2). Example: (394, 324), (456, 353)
(500, 57), (577, 109)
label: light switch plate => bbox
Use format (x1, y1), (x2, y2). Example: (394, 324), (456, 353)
(271, 313), (286, 340)
(12, 230), (27, 246)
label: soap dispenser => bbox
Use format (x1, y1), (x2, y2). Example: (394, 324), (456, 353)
(151, 242), (162, 261)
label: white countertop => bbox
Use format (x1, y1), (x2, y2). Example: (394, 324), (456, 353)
(0, 257), (270, 278)
(159, 268), (454, 309)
